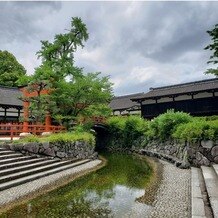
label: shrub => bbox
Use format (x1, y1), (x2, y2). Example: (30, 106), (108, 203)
(15, 131), (95, 147)
(107, 116), (126, 136)
(18, 135), (40, 143)
(173, 120), (218, 142)
(146, 110), (192, 141)
(106, 115), (148, 148)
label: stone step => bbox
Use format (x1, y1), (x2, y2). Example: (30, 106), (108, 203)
(0, 159), (83, 184)
(191, 167), (206, 218)
(0, 150), (15, 155)
(0, 155), (37, 165)
(212, 164), (218, 177)
(201, 166), (218, 218)
(0, 153), (23, 160)
(0, 159), (91, 191)
(0, 147), (7, 151)
(0, 157), (49, 170)
(0, 159), (60, 177)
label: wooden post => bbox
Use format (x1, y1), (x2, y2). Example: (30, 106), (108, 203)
(45, 113), (51, 132)
(23, 101), (30, 133)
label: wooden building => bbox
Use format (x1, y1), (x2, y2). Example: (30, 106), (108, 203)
(0, 86), (23, 122)
(131, 78), (218, 119)
(109, 93), (144, 115)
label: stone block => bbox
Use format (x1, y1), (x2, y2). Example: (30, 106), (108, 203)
(214, 156), (218, 164)
(198, 157), (210, 166)
(42, 142), (50, 150)
(211, 146), (218, 157)
(44, 148), (55, 157)
(56, 151), (66, 158)
(201, 140), (213, 149)
(196, 152), (203, 161)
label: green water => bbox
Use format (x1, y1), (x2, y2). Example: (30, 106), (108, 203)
(2, 153), (153, 218)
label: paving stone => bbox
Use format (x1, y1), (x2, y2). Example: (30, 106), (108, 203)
(147, 160), (191, 218)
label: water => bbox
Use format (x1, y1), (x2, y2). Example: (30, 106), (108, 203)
(2, 153), (153, 218)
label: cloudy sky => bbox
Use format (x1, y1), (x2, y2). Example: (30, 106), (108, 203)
(0, 1), (217, 96)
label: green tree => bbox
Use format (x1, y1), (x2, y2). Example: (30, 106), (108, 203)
(51, 72), (113, 126)
(25, 17), (113, 127)
(205, 24), (218, 76)
(0, 50), (26, 87)
(37, 17), (88, 81)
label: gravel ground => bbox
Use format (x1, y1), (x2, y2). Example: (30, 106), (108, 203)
(147, 160), (191, 218)
(0, 159), (101, 208)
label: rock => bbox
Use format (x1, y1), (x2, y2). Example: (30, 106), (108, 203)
(41, 132), (52, 136)
(201, 140), (214, 149)
(178, 161), (190, 169)
(56, 152), (66, 158)
(42, 142), (50, 150)
(19, 132), (32, 138)
(214, 156), (218, 164)
(198, 156), (210, 166)
(44, 148), (55, 157)
(211, 145), (218, 157)
(196, 152), (203, 161)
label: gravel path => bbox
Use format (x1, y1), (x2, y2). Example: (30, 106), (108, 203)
(0, 159), (101, 208)
(147, 160), (191, 218)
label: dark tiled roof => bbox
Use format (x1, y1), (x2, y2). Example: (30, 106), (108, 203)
(0, 86), (23, 107)
(109, 93), (144, 111)
(131, 78), (218, 101)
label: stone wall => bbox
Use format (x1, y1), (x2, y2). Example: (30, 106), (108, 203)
(6, 141), (97, 160)
(141, 140), (218, 167)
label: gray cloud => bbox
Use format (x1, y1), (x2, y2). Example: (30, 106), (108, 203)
(0, 1), (217, 96)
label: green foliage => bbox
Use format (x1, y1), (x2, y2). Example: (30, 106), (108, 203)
(205, 24), (218, 76)
(146, 110), (192, 141)
(107, 116), (148, 148)
(16, 135), (40, 143)
(173, 120), (218, 142)
(52, 72), (113, 122)
(23, 17), (113, 127)
(42, 132), (95, 146)
(17, 132), (95, 147)
(0, 50), (26, 87)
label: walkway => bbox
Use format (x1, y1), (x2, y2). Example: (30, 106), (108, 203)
(147, 160), (191, 218)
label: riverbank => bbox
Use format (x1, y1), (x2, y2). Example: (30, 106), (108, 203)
(0, 158), (105, 214)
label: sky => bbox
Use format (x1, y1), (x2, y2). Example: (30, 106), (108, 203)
(0, 1), (217, 96)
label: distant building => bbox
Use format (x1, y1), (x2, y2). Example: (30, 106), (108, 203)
(109, 93), (144, 115)
(131, 78), (218, 119)
(0, 86), (23, 122)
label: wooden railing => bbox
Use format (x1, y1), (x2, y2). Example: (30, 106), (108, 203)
(0, 123), (65, 140)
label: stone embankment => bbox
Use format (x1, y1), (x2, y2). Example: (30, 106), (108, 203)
(4, 141), (97, 160)
(140, 140), (218, 167)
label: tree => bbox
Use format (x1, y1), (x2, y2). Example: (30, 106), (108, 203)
(0, 50), (27, 87)
(51, 72), (113, 126)
(37, 17), (89, 81)
(25, 17), (113, 127)
(205, 24), (218, 76)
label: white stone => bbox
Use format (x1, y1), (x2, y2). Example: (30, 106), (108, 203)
(41, 132), (52, 136)
(19, 132), (32, 138)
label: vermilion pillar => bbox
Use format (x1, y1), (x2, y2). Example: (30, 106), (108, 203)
(45, 114), (51, 132)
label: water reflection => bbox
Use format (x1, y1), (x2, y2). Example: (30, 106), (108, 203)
(2, 153), (153, 218)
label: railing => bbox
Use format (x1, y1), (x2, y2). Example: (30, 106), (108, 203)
(0, 123), (66, 140)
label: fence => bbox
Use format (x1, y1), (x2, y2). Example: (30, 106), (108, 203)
(0, 123), (66, 140)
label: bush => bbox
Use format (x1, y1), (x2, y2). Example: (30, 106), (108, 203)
(107, 115), (148, 148)
(146, 110), (192, 141)
(16, 131), (95, 147)
(173, 120), (218, 142)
